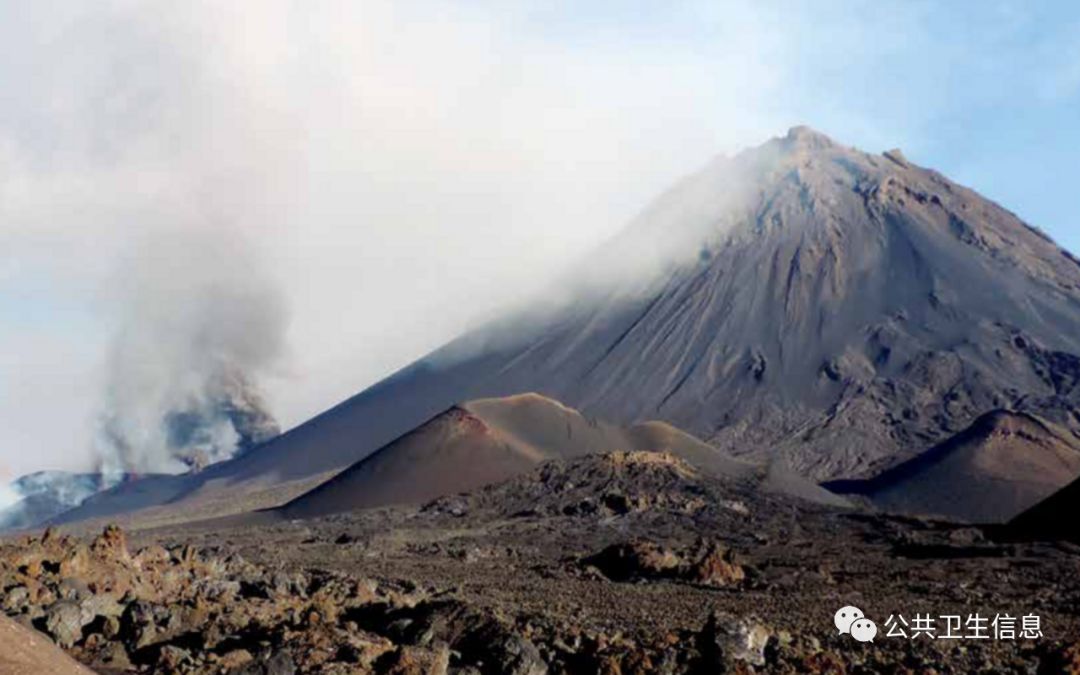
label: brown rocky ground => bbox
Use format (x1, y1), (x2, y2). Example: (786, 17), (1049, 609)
(4, 451), (1080, 673)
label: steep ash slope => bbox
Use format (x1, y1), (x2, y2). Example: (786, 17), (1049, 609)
(54, 127), (1080, 525)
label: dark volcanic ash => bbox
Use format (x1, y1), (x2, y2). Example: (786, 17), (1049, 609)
(97, 228), (286, 478)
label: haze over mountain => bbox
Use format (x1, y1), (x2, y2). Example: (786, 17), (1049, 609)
(49, 126), (1080, 527)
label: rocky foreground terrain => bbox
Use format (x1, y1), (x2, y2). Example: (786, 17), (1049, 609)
(4, 451), (1080, 673)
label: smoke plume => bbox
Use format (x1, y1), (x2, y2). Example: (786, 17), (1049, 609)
(0, 472), (104, 531)
(96, 228), (286, 477)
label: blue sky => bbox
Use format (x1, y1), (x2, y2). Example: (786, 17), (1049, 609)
(521, 0), (1080, 251)
(1, 0), (1079, 476)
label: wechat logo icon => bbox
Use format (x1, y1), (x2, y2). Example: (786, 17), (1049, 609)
(835, 606), (877, 643)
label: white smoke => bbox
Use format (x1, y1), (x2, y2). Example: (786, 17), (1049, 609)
(0, 471), (104, 531)
(0, 482), (20, 513)
(97, 227), (286, 476)
(0, 1), (801, 479)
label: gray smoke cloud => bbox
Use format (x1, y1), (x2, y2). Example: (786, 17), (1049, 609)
(96, 228), (286, 476)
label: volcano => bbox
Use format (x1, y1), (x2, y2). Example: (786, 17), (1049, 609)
(53, 126), (1080, 527)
